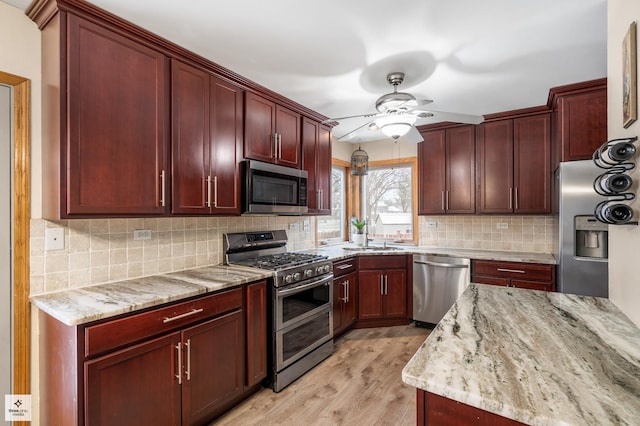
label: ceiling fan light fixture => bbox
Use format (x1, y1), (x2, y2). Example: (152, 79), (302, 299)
(375, 92), (417, 113)
(376, 114), (417, 140)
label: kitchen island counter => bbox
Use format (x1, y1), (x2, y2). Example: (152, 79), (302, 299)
(401, 284), (640, 425)
(30, 264), (273, 326)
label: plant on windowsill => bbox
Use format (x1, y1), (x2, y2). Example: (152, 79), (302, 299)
(351, 218), (366, 246)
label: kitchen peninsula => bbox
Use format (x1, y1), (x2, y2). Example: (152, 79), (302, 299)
(402, 284), (640, 425)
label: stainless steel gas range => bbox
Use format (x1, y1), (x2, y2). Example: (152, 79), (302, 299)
(224, 230), (333, 392)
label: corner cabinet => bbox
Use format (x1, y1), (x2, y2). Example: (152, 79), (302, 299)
(40, 12), (170, 218)
(476, 111), (551, 214)
(418, 125), (475, 215)
(302, 117), (332, 214)
(357, 255), (411, 327)
(171, 59), (243, 215)
(244, 92), (301, 168)
(40, 283), (267, 426)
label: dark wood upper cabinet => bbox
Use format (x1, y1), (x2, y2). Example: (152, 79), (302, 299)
(476, 111), (551, 214)
(476, 120), (514, 213)
(302, 117), (332, 214)
(245, 92), (301, 168)
(171, 60), (243, 215)
(44, 13), (170, 218)
(418, 126), (475, 215)
(549, 78), (607, 170)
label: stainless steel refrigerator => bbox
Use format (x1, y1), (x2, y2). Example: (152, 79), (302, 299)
(557, 160), (608, 297)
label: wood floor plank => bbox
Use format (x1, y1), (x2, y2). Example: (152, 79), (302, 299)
(212, 325), (431, 426)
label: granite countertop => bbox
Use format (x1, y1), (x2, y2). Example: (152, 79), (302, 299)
(401, 284), (640, 425)
(30, 265), (273, 326)
(306, 244), (557, 265)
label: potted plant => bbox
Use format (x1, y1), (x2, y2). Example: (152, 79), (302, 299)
(351, 217), (366, 246)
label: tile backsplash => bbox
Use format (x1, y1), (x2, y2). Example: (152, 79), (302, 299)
(30, 216), (316, 295)
(418, 215), (555, 253)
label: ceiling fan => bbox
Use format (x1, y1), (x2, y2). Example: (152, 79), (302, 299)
(325, 72), (485, 142)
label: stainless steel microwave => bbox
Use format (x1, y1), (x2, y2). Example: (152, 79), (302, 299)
(242, 160), (308, 215)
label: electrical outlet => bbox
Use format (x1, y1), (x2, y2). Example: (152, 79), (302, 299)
(45, 228), (65, 251)
(133, 229), (152, 240)
(289, 222), (298, 231)
(426, 221), (437, 229)
(303, 220), (310, 231)
(497, 223), (509, 230)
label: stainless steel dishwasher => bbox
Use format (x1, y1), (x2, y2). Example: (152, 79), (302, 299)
(413, 255), (470, 325)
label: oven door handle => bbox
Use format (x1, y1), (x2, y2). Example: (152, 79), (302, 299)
(277, 275), (333, 297)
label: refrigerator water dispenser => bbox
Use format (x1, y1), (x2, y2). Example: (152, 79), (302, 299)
(574, 215), (608, 259)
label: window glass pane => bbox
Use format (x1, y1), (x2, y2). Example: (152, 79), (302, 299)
(318, 166), (346, 241)
(362, 164), (413, 242)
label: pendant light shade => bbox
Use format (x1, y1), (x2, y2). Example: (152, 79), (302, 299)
(351, 144), (369, 176)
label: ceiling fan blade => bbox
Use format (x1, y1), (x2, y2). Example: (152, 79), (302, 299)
(396, 126), (424, 144)
(421, 110), (485, 124)
(337, 118), (378, 141)
(321, 112), (379, 124)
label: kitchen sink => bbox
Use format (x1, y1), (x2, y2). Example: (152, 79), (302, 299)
(342, 246), (403, 251)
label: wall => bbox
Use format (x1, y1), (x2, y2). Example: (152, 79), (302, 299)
(419, 215), (554, 253)
(608, 0), (640, 326)
(30, 216), (316, 295)
(331, 137), (418, 163)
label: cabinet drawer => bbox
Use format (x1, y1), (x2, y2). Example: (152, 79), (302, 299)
(511, 280), (553, 292)
(472, 260), (554, 282)
(84, 288), (243, 358)
(359, 255), (406, 270)
(472, 275), (509, 287)
(333, 257), (357, 277)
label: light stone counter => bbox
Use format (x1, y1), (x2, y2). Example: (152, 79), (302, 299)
(30, 265), (273, 326)
(401, 284), (640, 425)
(305, 244), (557, 265)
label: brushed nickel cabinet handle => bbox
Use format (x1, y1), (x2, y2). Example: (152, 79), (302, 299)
(175, 342), (182, 385)
(509, 187), (513, 210)
(380, 275), (384, 295)
(515, 187), (519, 210)
(497, 268), (525, 274)
(336, 264), (353, 270)
(213, 175), (218, 208)
(273, 133), (278, 158)
(206, 176), (212, 208)
(441, 191), (445, 210)
(278, 134), (282, 159)
(160, 170), (166, 207)
(185, 339), (191, 381)
(163, 308), (204, 323)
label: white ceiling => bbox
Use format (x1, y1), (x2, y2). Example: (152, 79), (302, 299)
(7, 0), (607, 142)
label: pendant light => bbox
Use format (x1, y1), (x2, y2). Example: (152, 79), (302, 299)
(351, 144), (369, 176)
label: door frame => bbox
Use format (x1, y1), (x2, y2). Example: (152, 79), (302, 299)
(0, 70), (31, 395)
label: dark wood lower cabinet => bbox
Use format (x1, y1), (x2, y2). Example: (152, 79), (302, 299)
(417, 390), (526, 425)
(41, 283), (266, 426)
(471, 260), (556, 291)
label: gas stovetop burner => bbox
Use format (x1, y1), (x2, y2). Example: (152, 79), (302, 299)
(237, 252), (328, 271)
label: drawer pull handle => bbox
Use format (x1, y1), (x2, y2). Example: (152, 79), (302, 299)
(163, 308), (204, 323)
(336, 264), (353, 270)
(496, 268), (525, 274)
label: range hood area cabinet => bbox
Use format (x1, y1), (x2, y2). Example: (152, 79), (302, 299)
(29, 0), (330, 219)
(244, 92), (301, 169)
(171, 59), (243, 215)
(476, 110), (552, 214)
(38, 12), (170, 218)
(417, 125), (476, 215)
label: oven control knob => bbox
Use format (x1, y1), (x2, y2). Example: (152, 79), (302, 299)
(316, 266), (324, 274)
(293, 272), (301, 281)
(304, 269), (313, 278)
(323, 265), (331, 273)
(284, 274), (294, 284)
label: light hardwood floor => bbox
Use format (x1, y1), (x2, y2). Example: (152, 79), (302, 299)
(213, 324), (431, 426)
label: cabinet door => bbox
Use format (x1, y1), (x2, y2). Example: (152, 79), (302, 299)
(275, 104), (301, 168)
(332, 278), (345, 334)
(85, 332), (181, 426)
(171, 60), (210, 214)
(210, 75), (244, 214)
(343, 271), (358, 327)
(476, 120), (514, 213)
(182, 310), (244, 426)
(245, 281), (267, 387)
(302, 118), (332, 214)
(67, 15), (168, 215)
(558, 89), (607, 162)
(418, 130), (446, 215)
(383, 270), (407, 318)
(514, 114), (551, 213)
(358, 271), (384, 320)
(244, 92), (276, 163)
(445, 126), (476, 213)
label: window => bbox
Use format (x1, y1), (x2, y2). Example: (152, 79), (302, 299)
(317, 165), (347, 242)
(361, 160), (416, 244)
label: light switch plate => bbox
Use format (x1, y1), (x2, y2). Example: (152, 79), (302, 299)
(45, 228), (65, 251)
(497, 223), (509, 229)
(133, 229), (152, 240)
(426, 221), (437, 229)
